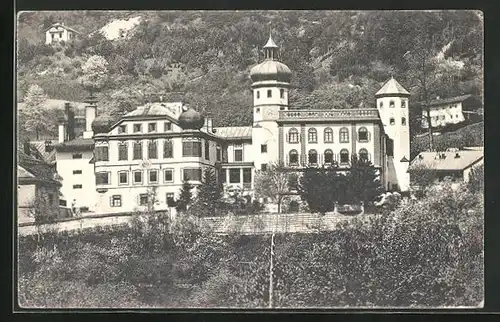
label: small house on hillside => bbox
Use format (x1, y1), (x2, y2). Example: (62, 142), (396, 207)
(44, 23), (81, 45)
(408, 148), (484, 186)
(420, 94), (482, 130)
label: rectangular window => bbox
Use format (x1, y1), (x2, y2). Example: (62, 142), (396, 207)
(73, 184), (82, 189)
(118, 171), (128, 185)
(118, 125), (127, 134)
(133, 124), (142, 133)
(205, 140), (210, 160)
(73, 170), (82, 175)
(163, 140), (173, 158)
(72, 153), (82, 159)
(139, 194), (148, 206)
(229, 168), (241, 183)
(164, 122), (172, 131)
(182, 141), (202, 157)
(148, 123), (157, 132)
(166, 193), (175, 207)
(243, 168), (252, 183)
(133, 171), (143, 184)
(267, 89), (272, 98)
(183, 168), (202, 181)
(149, 170), (159, 184)
(256, 91), (260, 99)
(234, 144), (243, 161)
(95, 172), (110, 185)
(401, 101), (406, 108)
(133, 141), (142, 160)
(261, 144), (267, 153)
(95, 146), (109, 162)
(118, 142), (128, 160)
(110, 195), (122, 207)
(164, 169), (174, 183)
(148, 140), (158, 159)
(216, 145), (221, 161)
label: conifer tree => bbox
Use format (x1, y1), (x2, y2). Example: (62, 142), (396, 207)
(193, 168), (223, 216)
(175, 181), (193, 213)
(343, 155), (382, 205)
(298, 167), (345, 215)
(19, 84), (51, 140)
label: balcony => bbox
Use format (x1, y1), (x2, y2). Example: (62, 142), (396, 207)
(285, 153), (373, 168)
(278, 108), (380, 122)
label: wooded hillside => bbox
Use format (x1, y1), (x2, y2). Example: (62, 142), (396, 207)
(17, 11), (483, 128)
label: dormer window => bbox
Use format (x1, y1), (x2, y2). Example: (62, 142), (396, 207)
(389, 100), (395, 108)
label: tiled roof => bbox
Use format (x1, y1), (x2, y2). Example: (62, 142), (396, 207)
(124, 102), (182, 120)
(213, 126), (252, 140)
(375, 77), (410, 96)
(54, 138), (94, 151)
(18, 150), (60, 186)
(409, 150), (483, 171)
(29, 140), (57, 164)
(426, 94), (473, 107)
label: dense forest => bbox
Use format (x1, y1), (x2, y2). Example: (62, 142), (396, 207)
(17, 10), (483, 129)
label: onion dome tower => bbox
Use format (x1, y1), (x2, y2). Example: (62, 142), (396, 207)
(178, 107), (205, 130)
(250, 30), (291, 172)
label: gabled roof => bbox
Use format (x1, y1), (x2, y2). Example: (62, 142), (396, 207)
(375, 77), (410, 97)
(213, 126), (252, 140)
(409, 150), (483, 172)
(43, 22), (81, 34)
(425, 94), (473, 107)
(29, 140), (57, 164)
(18, 150), (61, 186)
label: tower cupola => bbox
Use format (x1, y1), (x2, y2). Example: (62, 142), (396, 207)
(250, 32), (292, 84)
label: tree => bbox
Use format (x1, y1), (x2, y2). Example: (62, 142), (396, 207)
(408, 163), (437, 194)
(192, 168), (223, 217)
(343, 155), (383, 205)
(78, 55), (109, 97)
(19, 84), (51, 140)
(467, 164), (484, 193)
(254, 162), (290, 214)
(298, 167), (346, 215)
(176, 181), (194, 213)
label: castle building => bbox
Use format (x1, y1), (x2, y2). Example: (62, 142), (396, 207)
(53, 32), (412, 214)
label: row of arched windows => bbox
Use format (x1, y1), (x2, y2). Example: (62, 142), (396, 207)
(389, 117), (407, 126)
(288, 127), (370, 143)
(288, 148), (369, 165)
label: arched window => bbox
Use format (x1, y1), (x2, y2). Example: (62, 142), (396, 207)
(389, 100), (395, 108)
(379, 101), (383, 108)
(308, 128), (318, 143)
(133, 141), (142, 160)
(288, 149), (298, 165)
(280, 89), (285, 99)
(390, 118), (395, 125)
(402, 117), (407, 125)
(324, 149), (334, 164)
(118, 141), (128, 161)
(308, 149), (318, 165)
(401, 100), (406, 108)
(339, 127), (349, 143)
(358, 127), (369, 142)
(148, 140), (157, 159)
(288, 128), (299, 143)
(324, 127), (333, 143)
(163, 140), (173, 158)
(340, 149), (350, 163)
(359, 148), (369, 161)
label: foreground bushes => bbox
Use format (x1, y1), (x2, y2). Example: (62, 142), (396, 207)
(18, 183), (483, 308)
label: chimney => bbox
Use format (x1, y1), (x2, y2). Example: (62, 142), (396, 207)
(83, 99), (97, 139)
(44, 140), (54, 152)
(58, 114), (66, 143)
(66, 103), (76, 141)
(455, 152), (460, 158)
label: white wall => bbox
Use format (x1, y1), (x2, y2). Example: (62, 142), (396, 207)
(45, 26), (74, 45)
(421, 102), (466, 128)
(56, 150), (96, 210)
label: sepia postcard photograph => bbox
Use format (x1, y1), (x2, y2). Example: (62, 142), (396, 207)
(15, 10), (484, 309)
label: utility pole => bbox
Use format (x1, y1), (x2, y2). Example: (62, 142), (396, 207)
(269, 232), (275, 308)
